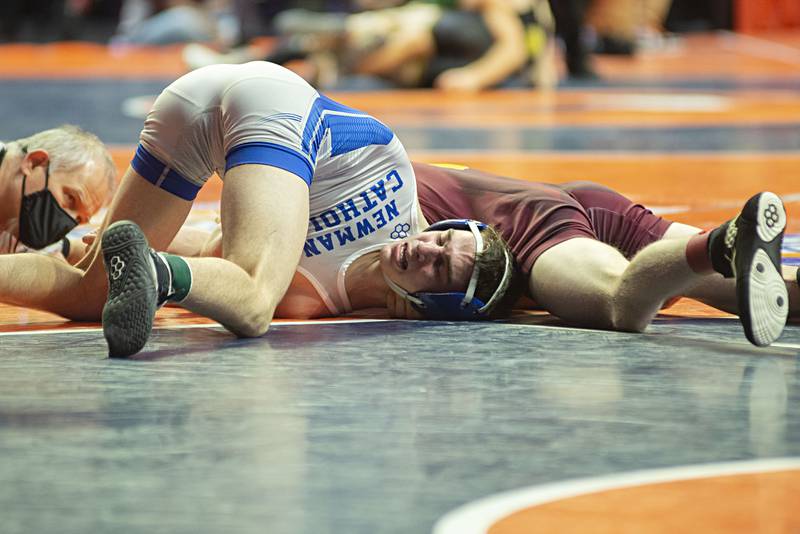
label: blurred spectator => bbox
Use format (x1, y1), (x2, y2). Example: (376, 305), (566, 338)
(547, 0), (595, 79)
(112, 0), (221, 45)
(1, 0), (125, 43)
(545, 0), (674, 78)
(586, 0), (673, 55)
(348, 0), (558, 90)
(231, 0), (293, 45)
(64, 0), (127, 42)
(2, 0), (68, 42)
(185, 0), (558, 91)
(664, 0), (730, 32)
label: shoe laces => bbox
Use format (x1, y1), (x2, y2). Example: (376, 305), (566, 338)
(724, 217), (738, 249)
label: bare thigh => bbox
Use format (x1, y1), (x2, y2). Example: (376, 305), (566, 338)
(220, 164), (309, 294)
(176, 164), (310, 336)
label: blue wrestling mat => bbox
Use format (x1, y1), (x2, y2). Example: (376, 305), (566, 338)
(1, 319), (798, 534)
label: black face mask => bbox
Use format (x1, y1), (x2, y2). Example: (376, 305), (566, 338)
(18, 159), (78, 250)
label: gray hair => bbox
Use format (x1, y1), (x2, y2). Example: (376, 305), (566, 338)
(15, 125), (117, 204)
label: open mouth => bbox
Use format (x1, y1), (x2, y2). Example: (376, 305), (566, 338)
(396, 242), (408, 271)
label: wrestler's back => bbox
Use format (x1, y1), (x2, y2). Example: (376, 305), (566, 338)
(413, 162), (671, 274)
(413, 162), (594, 274)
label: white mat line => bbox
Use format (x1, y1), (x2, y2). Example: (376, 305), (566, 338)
(433, 457), (800, 534)
(772, 342), (800, 350)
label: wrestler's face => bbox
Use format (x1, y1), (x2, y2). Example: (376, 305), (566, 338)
(13, 150), (110, 225)
(380, 229), (476, 293)
(47, 158), (111, 225)
(3, 150), (110, 244)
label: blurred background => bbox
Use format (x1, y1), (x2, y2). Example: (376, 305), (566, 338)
(1, 0), (796, 90)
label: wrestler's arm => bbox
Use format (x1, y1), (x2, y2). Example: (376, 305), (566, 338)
(436, 0), (527, 91)
(72, 225), (223, 264)
(351, 22), (434, 85)
(167, 226), (222, 257)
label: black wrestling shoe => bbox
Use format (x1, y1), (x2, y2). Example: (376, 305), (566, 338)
(709, 192), (788, 346)
(101, 221), (158, 358)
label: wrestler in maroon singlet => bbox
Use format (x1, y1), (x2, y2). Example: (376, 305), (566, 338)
(412, 162), (672, 275)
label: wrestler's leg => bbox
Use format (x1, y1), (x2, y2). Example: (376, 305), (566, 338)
(530, 235), (708, 332)
(348, 5), (438, 79)
(0, 167), (190, 321)
(661, 222), (799, 317)
(353, 28), (433, 80)
(165, 165), (309, 337)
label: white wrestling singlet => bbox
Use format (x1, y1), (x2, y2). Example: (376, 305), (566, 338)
(135, 62), (420, 315)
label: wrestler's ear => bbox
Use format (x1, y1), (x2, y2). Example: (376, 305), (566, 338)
(20, 149), (49, 172)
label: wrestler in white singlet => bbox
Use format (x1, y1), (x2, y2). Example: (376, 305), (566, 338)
(135, 61), (420, 315)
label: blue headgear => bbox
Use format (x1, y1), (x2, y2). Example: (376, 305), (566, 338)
(384, 219), (513, 320)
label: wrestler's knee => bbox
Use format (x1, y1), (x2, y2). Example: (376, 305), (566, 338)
(225, 292), (276, 338)
(609, 311), (649, 333)
(607, 282), (651, 333)
(607, 292), (650, 333)
(230, 318), (271, 338)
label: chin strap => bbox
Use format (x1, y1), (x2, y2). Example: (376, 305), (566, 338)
(0, 142), (13, 253)
(459, 220), (483, 308)
(383, 273), (425, 307)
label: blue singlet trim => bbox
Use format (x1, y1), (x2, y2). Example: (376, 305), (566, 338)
(225, 142), (313, 186)
(131, 145), (201, 201)
(301, 95), (393, 165)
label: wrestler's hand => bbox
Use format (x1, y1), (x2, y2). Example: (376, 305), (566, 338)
(386, 291), (424, 319)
